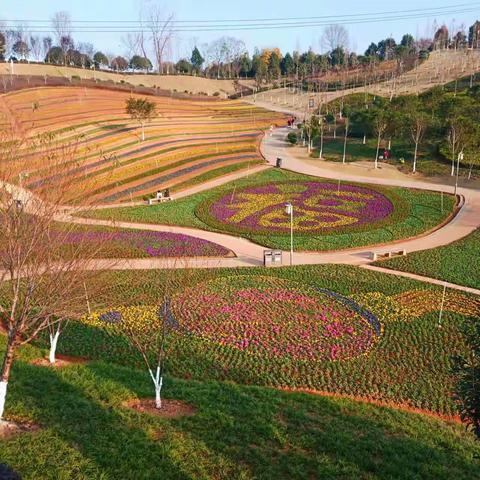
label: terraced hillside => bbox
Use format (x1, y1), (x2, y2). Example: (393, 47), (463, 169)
(250, 49), (480, 115)
(1, 86), (284, 204)
(0, 62), (255, 96)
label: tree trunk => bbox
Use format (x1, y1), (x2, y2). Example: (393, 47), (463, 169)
(363, 133), (366, 145)
(149, 367), (163, 409)
(342, 129), (348, 164)
(319, 130), (324, 159)
(413, 142), (419, 173)
(49, 329), (60, 364)
(0, 336), (16, 420)
(155, 377), (163, 409)
(141, 123), (145, 142)
(375, 132), (381, 169)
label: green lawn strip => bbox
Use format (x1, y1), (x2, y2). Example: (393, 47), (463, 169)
(31, 128), (261, 180)
(375, 228), (480, 289)
(74, 146), (258, 202)
(77, 138), (257, 183)
(36, 264), (479, 416)
(167, 160), (264, 196)
(80, 169), (455, 252)
(0, 335), (478, 479)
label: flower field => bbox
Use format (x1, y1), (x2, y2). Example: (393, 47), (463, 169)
(58, 228), (233, 258)
(198, 181), (399, 235)
(3, 86), (284, 203)
(85, 169), (457, 251)
(52, 265), (480, 415)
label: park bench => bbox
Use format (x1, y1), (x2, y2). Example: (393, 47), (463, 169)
(147, 189), (172, 205)
(371, 250), (407, 261)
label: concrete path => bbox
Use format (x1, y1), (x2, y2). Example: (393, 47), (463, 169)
(3, 126), (479, 294)
(362, 265), (480, 296)
(86, 164), (270, 210)
(262, 127), (480, 258)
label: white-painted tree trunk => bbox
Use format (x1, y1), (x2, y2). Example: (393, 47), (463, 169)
(413, 143), (419, 173)
(375, 132), (381, 169)
(363, 134), (366, 145)
(49, 329), (60, 364)
(0, 381), (7, 421)
(149, 367), (163, 409)
(141, 123), (145, 142)
(387, 139), (391, 150)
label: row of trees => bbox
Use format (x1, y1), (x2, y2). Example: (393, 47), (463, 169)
(0, 100), (184, 422)
(298, 86), (480, 175)
(2, 10), (480, 79)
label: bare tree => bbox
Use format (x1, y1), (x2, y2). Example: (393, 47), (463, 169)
(29, 35), (42, 61)
(144, 3), (174, 74)
(83, 261), (210, 410)
(0, 127), (114, 422)
(42, 36), (53, 60)
(51, 11), (72, 45)
(121, 33), (141, 60)
(322, 24), (349, 52)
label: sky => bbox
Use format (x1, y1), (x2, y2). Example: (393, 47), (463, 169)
(2, 0), (480, 60)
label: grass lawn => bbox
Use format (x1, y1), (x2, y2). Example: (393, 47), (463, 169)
(309, 136), (478, 179)
(37, 264), (480, 416)
(0, 337), (479, 479)
(80, 169), (456, 252)
(376, 228), (480, 289)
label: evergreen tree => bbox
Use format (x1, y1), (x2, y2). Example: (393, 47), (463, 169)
(280, 52), (294, 76)
(191, 46), (204, 72)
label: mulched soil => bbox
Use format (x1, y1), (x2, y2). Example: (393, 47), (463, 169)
(123, 398), (196, 419)
(31, 354), (89, 368)
(0, 420), (40, 440)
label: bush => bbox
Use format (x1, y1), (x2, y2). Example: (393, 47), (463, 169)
(71, 75), (81, 81)
(213, 91), (220, 97)
(287, 132), (298, 145)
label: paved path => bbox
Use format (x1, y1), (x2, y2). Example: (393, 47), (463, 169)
(362, 265), (480, 296)
(261, 128), (480, 258)
(3, 127), (479, 294)
(85, 164), (269, 210)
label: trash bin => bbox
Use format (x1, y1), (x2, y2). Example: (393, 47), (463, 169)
(276, 158), (282, 168)
(264, 250), (282, 266)
(264, 250), (273, 266)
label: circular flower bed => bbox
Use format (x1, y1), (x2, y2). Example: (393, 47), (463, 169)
(170, 276), (382, 361)
(196, 181), (400, 235)
(60, 230), (232, 257)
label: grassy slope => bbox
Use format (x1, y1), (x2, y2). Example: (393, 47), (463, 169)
(80, 169), (456, 251)
(45, 265), (478, 415)
(376, 228), (480, 289)
(0, 339), (478, 480)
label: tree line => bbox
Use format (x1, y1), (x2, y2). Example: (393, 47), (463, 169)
(1, 11), (480, 80)
(296, 82), (480, 175)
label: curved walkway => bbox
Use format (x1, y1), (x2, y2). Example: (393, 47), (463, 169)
(3, 126), (480, 295)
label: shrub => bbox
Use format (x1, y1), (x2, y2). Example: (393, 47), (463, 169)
(287, 132), (298, 145)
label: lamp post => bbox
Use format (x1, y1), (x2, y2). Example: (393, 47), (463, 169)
(285, 202), (293, 266)
(454, 151), (464, 196)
